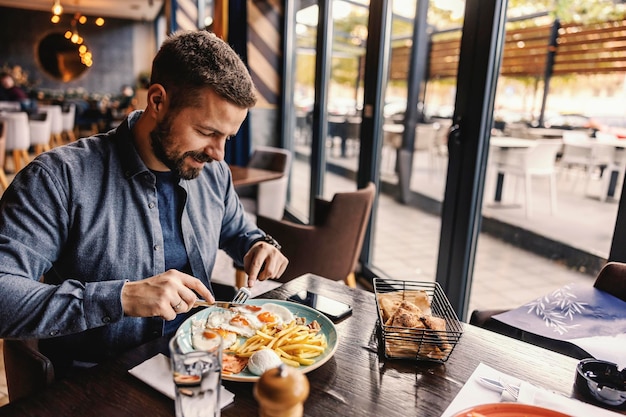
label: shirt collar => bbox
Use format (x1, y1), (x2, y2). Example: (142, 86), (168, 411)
(114, 110), (153, 180)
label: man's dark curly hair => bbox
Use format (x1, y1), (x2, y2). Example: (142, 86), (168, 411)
(150, 30), (257, 112)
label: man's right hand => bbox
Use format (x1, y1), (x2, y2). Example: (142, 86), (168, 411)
(121, 270), (214, 320)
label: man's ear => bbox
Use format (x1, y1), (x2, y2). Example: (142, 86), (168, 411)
(147, 84), (167, 114)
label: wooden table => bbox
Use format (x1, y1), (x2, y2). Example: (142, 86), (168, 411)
(230, 165), (283, 187)
(0, 274), (600, 417)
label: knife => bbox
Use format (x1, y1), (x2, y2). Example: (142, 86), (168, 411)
(193, 299), (248, 309)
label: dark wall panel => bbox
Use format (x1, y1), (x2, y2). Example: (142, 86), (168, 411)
(0, 7), (139, 95)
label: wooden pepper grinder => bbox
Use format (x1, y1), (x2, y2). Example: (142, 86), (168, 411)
(254, 364), (310, 417)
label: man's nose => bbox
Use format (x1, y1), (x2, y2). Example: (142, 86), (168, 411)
(204, 142), (225, 161)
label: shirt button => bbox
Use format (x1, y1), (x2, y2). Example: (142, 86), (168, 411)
(154, 244), (161, 251)
(49, 330), (59, 336)
(102, 316), (111, 323)
(148, 202), (155, 209)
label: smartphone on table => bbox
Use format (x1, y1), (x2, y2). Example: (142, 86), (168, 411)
(287, 290), (353, 322)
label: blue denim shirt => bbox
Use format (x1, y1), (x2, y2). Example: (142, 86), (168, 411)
(0, 111), (264, 363)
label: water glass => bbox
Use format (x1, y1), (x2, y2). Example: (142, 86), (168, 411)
(169, 328), (222, 417)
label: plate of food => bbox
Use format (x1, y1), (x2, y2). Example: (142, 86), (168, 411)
(176, 299), (338, 382)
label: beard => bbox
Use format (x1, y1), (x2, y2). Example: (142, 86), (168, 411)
(150, 112), (212, 180)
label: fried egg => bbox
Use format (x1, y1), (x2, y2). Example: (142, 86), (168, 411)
(191, 318), (238, 349)
(205, 303), (297, 339)
(205, 308), (257, 338)
(256, 303), (295, 325)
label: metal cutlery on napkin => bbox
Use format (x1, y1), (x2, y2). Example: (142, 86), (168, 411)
(478, 376), (520, 401)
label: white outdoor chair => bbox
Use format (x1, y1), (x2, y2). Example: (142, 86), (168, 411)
(559, 130), (593, 187)
(493, 140), (562, 217)
(588, 133), (623, 202)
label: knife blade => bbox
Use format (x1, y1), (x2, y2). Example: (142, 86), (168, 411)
(193, 299), (247, 309)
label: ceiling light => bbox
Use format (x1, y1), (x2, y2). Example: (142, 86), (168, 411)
(52, 0), (63, 16)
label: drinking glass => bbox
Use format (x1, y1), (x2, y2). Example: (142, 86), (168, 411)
(169, 328), (222, 417)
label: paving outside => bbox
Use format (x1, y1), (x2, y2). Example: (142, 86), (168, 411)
(291, 142), (609, 317)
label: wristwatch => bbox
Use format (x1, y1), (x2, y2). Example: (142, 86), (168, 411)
(253, 234), (282, 251)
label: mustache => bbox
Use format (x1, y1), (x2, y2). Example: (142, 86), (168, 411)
(186, 151), (213, 163)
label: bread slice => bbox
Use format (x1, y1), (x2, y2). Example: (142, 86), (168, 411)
(377, 290), (431, 322)
(384, 300), (425, 328)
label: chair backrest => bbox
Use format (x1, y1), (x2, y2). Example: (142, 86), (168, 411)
(415, 123), (439, 151)
(62, 103), (76, 131)
(256, 182), (376, 282)
(0, 120), (6, 168)
(0, 101), (21, 111)
(28, 111), (52, 146)
(590, 142), (618, 166)
(525, 140), (561, 172)
(3, 339), (55, 402)
(39, 105), (63, 135)
(0, 111), (30, 151)
(237, 146), (292, 220)
(594, 261), (626, 302)
(496, 140), (560, 175)
(562, 130), (590, 143)
(560, 131), (591, 163)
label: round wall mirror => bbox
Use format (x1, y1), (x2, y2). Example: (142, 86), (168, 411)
(37, 32), (90, 82)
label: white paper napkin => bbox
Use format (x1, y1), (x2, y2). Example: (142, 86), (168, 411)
(128, 353), (235, 409)
(441, 362), (621, 417)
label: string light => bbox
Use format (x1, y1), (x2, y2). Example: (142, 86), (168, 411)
(51, 4), (103, 69)
(51, 0), (63, 16)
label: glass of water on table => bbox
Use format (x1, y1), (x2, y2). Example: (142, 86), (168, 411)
(169, 328), (222, 417)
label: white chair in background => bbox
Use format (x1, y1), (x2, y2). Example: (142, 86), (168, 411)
(588, 132), (623, 202)
(423, 121), (448, 173)
(0, 120), (9, 190)
(493, 140), (562, 217)
(0, 112), (30, 173)
(559, 130), (593, 187)
(61, 103), (76, 142)
(38, 105), (64, 146)
(28, 111), (52, 155)
(0, 101), (21, 111)
(236, 146), (292, 220)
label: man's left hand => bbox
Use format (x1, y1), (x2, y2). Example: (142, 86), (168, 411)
(243, 241), (288, 287)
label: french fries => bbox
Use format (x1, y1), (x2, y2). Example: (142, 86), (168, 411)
(229, 320), (327, 367)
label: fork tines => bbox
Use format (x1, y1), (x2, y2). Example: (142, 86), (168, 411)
(232, 287), (251, 304)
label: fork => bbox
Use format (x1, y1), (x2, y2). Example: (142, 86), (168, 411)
(193, 286), (251, 308)
(499, 378), (520, 402)
(231, 286), (252, 304)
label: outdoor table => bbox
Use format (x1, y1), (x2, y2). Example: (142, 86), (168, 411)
(488, 136), (538, 203)
(583, 137), (626, 201)
(0, 273), (606, 417)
